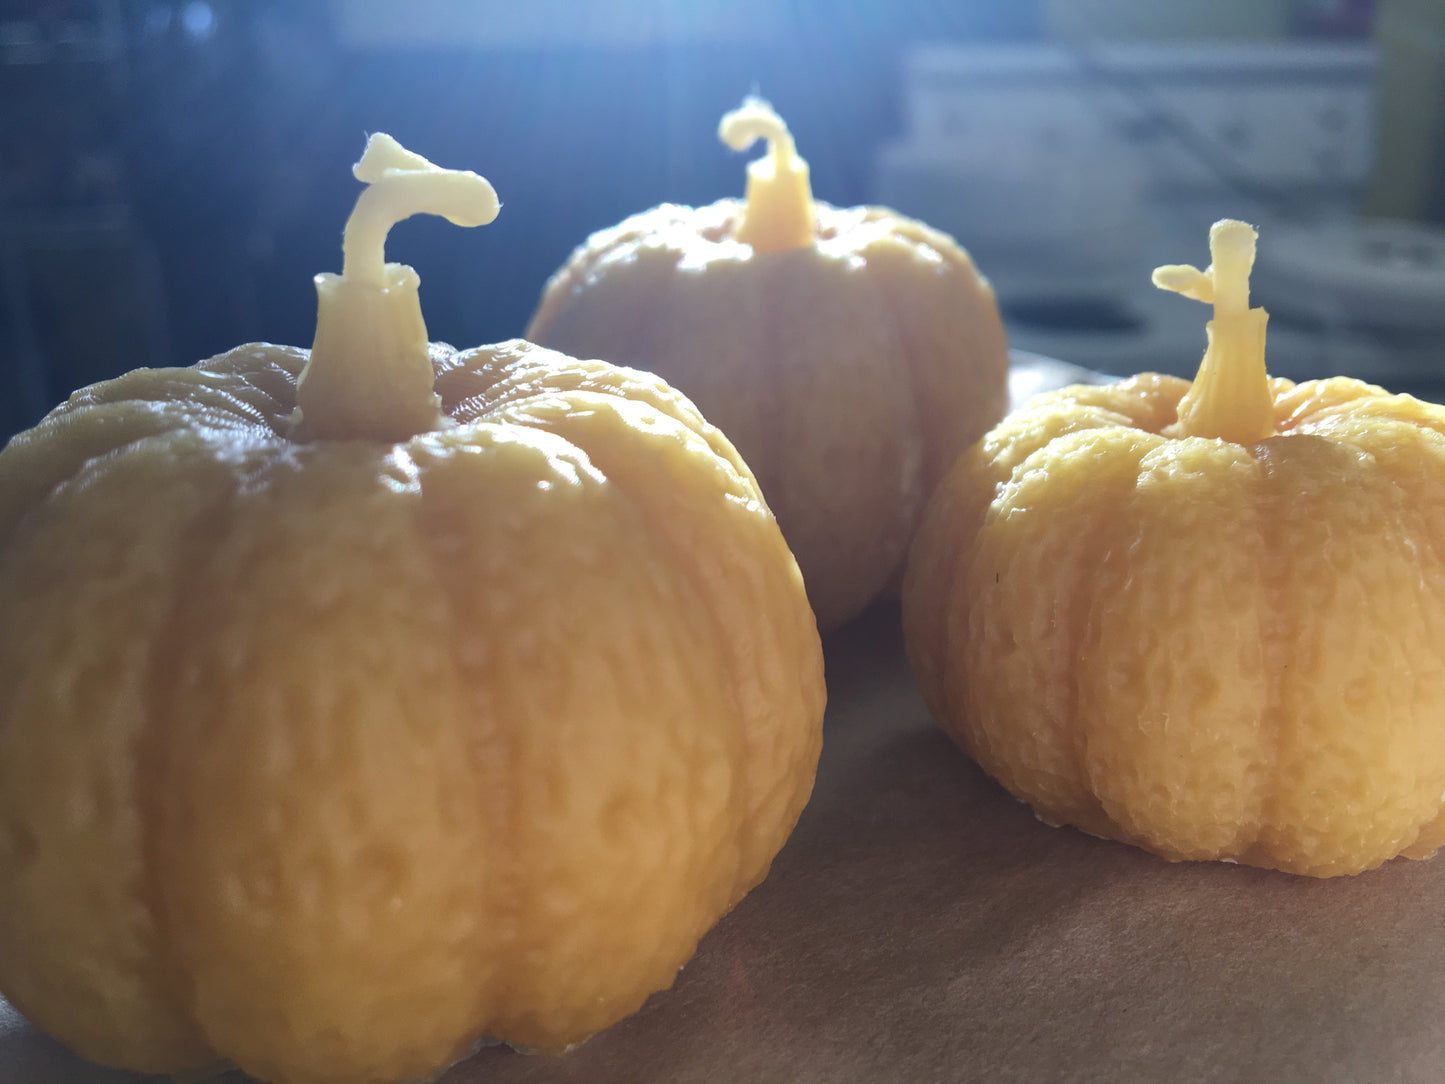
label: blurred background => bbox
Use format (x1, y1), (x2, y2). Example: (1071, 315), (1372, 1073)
(2, 0), (1442, 443)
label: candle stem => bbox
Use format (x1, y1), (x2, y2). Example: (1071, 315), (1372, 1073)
(289, 134), (499, 443)
(1153, 219), (1275, 445)
(718, 97), (817, 254)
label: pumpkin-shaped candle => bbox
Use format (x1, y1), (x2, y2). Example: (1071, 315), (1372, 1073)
(903, 219), (1445, 878)
(0, 135), (824, 1084)
(528, 97), (1010, 630)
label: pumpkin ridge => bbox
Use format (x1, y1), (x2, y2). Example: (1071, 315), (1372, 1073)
(875, 247), (942, 573)
(750, 245), (916, 628)
(1336, 430), (1445, 860)
(1246, 434), (1394, 873)
(431, 342), (526, 419)
(196, 345), (310, 437)
(910, 233), (1006, 461)
(0, 402), (250, 552)
(600, 241), (677, 376)
(1243, 440), (1300, 871)
(134, 444), (246, 1066)
(588, 467), (756, 851)
(867, 255), (929, 586)
(1234, 438), (1285, 862)
(969, 426), (1157, 835)
(0, 430), (249, 1070)
(495, 390), (786, 865)
(1070, 437), (1148, 835)
(65, 363), (283, 437)
(402, 392), (808, 1049)
(741, 255), (788, 512)
(593, 458), (762, 904)
(408, 435), (520, 1037)
(525, 205), (679, 330)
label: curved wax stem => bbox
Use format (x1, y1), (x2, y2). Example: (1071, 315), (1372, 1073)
(342, 134), (499, 287)
(718, 98), (816, 254)
(1154, 219), (1275, 445)
(290, 134), (499, 443)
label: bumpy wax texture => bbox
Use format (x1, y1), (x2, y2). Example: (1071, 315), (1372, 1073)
(0, 340), (825, 1084)
(528, 199), (1010, 631)
(904, 373), (1445, 877)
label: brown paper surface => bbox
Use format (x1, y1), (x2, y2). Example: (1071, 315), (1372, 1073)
(4, 356), (1441, 1083)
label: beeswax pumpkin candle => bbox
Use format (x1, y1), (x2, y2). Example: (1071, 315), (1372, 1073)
(528, 96), (1009, 630)
(903, 218), (1445, 878)
(0, 134), (824, 1084)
